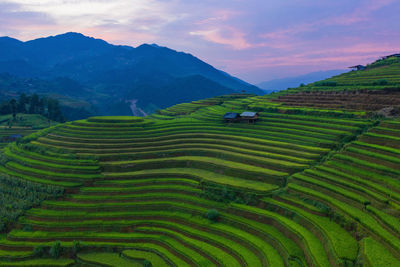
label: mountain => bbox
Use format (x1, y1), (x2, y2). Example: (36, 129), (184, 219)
(257, 69), (347, 92)
(0, 32), (263, 118)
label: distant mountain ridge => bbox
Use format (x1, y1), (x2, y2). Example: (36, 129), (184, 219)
(258, 69), (347, 92)
(0, 32), (262, 118)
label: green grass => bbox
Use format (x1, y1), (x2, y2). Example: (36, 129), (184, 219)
(364, 132), (400, 142)
(4, 147), (100, 173)
(312, 166), (394, 202)
(0, 165), (81, 187)
(292, 173), (369, 204)
(304, 168), (389, 202)
(231, 203), (331, 267)
(122, 249), (170, 266)
(266, 198), (359, 261)
(353, 141), (400, 156)
(334, 153), (400, 176)
(0, 258), (74, 266)
(43, 131), (329, 155)
(103, 168), (280, 192)
(362, 237), (400, 267)
(102, 155), (289, 177)
(134, 226), (244, 267)
(5, 161), (101, 181)
(78, 252), (142, 267)
(288, 183), (400, 253)
(87, 116), (145, 123)
(346, 146), (400, 164)
(1, 94), (399, 265)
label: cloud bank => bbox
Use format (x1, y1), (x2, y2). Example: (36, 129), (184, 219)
(1, 0), (399, 83)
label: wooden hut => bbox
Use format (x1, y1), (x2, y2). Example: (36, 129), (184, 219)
(381, 53), (400, 60)
(349, 65), (366, 71)
(240, 112), (259, 123)
(1, 134), (22, 142)
(223, 112), (240, 122)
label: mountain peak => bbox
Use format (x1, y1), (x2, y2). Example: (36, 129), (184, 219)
(25, 32), (111, 48)
(0, 36), (22, 44)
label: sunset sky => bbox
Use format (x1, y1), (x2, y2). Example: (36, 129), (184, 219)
(1, 0), (399, 83)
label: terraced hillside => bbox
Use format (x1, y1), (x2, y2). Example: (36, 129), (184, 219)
(270, 56), (400, 113)
(0, 114), (57, 150)
(0, 90), (398, 266)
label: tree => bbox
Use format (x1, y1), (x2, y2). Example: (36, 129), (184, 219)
(47, 98), (65, 122)
(206, 209), (219, 222)
(0, 102), (11, 115)
(33, 245), (46, 257)
(17, 93), (28, 113)
(49, 241), (62, 258)
(29, 94), (39, 114)
(72, 240), (81, 255)
(9, 99), (17, 119)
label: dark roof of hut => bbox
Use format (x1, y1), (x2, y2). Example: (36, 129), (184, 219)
(223, 112), (239, 119)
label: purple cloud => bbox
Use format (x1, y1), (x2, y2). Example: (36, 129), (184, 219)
(0, 0), (399, 83)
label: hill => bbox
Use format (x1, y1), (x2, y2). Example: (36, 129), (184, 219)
(257, 69), (346, 92)
(0, 56), (399, 266)
(0, 33), (263, 117)
(0, 113), (58, 150)
(269, 56), (400, 114)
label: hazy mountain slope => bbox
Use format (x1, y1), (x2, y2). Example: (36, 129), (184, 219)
(258, 69), (347, 92)
(0, 32), (262, 117)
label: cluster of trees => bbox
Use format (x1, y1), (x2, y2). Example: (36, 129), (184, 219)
(0, 173), (64, 232)
(0, 93), (65, 122)
(314, 81), (338, 87)
(33, 241), (70, 259)
(201, 182), (258, 205)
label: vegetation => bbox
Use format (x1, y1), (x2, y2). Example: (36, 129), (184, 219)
(206, 209), (220, 222)
(0, 173), (63, 232)
(0, 57), (399, 265)
(0, 94), (64, 122)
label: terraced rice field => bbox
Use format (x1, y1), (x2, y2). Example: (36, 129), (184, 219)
(277, 56), (400, 95)
(0, 127), (36, 150)
(272, 90), (400, 111)
(0, 114), (57, 150)
(0, 95), (399, 266)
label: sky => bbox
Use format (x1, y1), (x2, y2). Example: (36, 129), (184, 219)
(0, 0), (399, 84)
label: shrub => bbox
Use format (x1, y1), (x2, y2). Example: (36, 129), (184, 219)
(201, 182), (259, 204)
(33, 245), (46, 257)
(0, 173), (64, 233)
(49, 241), (62, 259)
(206, 209), (219, 222)
(315, 81), (338, 87)
(143, 260), (152, 267)
(22, 224), (32, 232)
(72, 240), (81, 255)
(373, 79), (388, 85)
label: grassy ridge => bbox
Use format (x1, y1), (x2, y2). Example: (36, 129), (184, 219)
(0, 93), (398, 266)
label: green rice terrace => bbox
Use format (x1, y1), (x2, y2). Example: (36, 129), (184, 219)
(0, 68), (400, 266)
(271, 56), (400, 114)
(0, 114), (57, 151)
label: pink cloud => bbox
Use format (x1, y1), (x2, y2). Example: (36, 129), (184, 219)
(195, 9), (241, 25)
(219, 43), (399, 74)
(260, 0), (396, 43)
(190, 27), (256, 50)
(82, 26), (156, 46)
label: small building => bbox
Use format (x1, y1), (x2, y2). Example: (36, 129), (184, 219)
(10, 134), (22, 140)
(349, 65), (366, 71)
(381, 53), (400, 60)
(240, 112), (259, 123)
(223, 112), (240, 122)
(1, 134), (22, 142)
